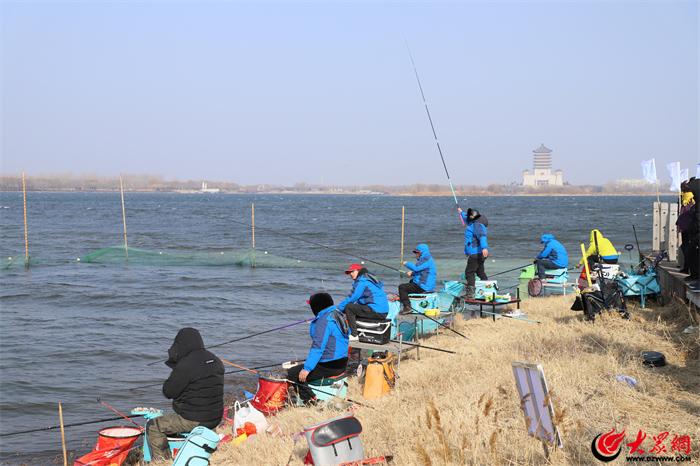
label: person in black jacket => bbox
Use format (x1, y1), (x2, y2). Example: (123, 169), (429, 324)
(146, 327), (224, 461)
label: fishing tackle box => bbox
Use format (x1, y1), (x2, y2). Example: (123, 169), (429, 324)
(356, 317), (391, 345)
(303, 414), (364, 465)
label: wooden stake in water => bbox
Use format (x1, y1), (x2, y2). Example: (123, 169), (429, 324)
(400, 206), (405, 270)
(58, 402), (68, 466)
(251, 203), (255, 249)
(119, 175), (128, 260)
(22, 172), (29, 267)
(251, 203), (256, 268)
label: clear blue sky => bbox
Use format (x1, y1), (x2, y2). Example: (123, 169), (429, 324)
(1, 1), (698, 185)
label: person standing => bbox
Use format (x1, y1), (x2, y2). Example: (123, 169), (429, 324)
(337, 264), (389, 342)
(147, 328), (224, 461)
(534, 233), (569, 279)
(398, 243), (437, 314)
(458, 207), (489, 299)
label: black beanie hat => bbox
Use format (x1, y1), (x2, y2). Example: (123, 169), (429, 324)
(308, 293), (334, 315)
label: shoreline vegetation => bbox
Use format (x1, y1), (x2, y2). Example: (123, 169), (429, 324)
(0, 175), (669, 196)
(150, 295), (699, 465)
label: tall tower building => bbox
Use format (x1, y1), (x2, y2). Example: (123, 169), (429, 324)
(522, 144), (563, 186)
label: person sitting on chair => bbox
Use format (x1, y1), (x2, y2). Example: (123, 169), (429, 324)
(399, 243), (437, 314)
(287, 293), (349, 404)
(147, 328), (224, 461)
(534, 233), (568, 279)
(337, 264), (389, 342)
(579, 229), (619, 267)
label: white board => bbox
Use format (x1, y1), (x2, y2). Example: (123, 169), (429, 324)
(512, 361), (563, 448)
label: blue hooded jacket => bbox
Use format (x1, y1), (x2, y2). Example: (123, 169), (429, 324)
(337, 273), (389, 314)
(404, 243), (437, 292)
(303, 306), (349, 372)
(536, 234), (568, 268)
(460, 212), (489, 256)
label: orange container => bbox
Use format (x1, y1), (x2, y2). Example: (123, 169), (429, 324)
(74, 426), (142, 466)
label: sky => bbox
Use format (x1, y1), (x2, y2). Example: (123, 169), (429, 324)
(1, 0), (698, 186)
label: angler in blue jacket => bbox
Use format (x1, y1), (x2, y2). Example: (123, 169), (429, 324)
(338, 264), (389, 342)
(398, 243), (437, 314)
(535, 233), (569, 279)
(287, 293), (349, 403)
(458, 207), (489, 298)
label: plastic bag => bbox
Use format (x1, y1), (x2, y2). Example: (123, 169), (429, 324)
(233, 400), (268, 435)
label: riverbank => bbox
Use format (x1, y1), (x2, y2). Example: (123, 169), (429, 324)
(154, 295), (699, 465)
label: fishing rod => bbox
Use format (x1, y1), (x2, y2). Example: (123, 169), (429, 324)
(478, 309), (541, 324)
(0, 414), (143, 437)
(632, 225), (644, 263)
(131, 361), (289, 391)
(221, 359), (374, 410)
(405, 41), (465, 226)
(146, 318), (312, 367)
(403, 311), (469, 340)
(97, 398), (143, 430)
(390, 339), (456, 354)
(488, 263), (533, 278)
(228, 218), (406, 275)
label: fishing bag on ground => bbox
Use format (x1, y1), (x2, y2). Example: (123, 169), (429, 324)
(363, 352), (396, 400)
(251, 376), (288, 415)
(171, 426), (220, 466)
(303, 414), (364, 465)
(356, 317), (391, 345)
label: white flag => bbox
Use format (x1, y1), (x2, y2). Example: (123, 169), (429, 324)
(667, 161), (681, 192)
(680, 168), (689, 184)
(641, 158), (657, 184)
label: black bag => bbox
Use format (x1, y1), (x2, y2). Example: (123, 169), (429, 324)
(581, 281), (628, 322)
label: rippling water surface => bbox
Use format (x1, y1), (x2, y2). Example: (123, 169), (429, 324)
(0, 192), (664, 463)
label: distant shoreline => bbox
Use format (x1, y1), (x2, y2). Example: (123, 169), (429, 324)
(0, 189), (673, 197)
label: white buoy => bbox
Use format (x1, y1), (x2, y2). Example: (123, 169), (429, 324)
(76, 258), (81, 261)
(220, 252), (224, 255)
(361, 261), (365, 264)
(8, 257), (12, 260)
(264, 251), (269, 254)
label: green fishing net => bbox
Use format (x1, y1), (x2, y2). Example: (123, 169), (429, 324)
(78, 246), (335, 268)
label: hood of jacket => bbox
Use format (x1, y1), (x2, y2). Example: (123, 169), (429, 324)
(414, 243), (432, 259)
(166, 327), (204, 367)
(540, 233), (555, 244)
(589, 229), (604, 243)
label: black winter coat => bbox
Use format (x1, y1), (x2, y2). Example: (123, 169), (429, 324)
(163, 328), (224, 428)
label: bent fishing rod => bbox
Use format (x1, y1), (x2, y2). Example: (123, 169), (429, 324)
(146, 317), (312, 367)
(405, 41), (465, 225)
(390, 339), (456, 354)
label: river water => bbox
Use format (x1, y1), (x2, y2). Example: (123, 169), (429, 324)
(0, 193), (667, 463)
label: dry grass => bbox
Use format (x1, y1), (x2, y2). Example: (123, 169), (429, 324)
(154, 296), (700, 465)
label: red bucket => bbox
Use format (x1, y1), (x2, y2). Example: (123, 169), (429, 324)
(74, 426), (142, 466)
(251, 376), (288, 415)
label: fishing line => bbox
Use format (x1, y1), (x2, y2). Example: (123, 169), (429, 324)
(405, 40), (465, 225)
(221, 359), (374, 409)
(131, 361), (290, 391)
(146, 318), (312, 367)
(97, 398), (142, 430)
(228, 218), (406, 274)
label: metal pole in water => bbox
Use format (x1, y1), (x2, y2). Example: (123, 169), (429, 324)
(251, 203), (256, 268)
(22, 172), (29, 267)
(59, 402), (68, 466)
(119, 175), (128, 260)
(400, 206), (405, 271)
